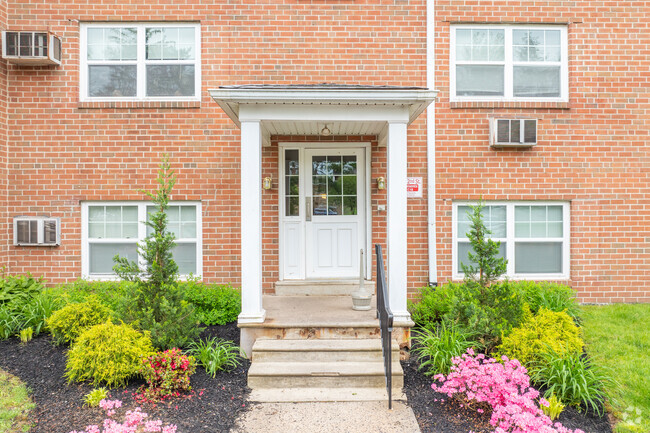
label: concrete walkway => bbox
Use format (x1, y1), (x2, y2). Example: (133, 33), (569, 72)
(230, 401), (421, 433)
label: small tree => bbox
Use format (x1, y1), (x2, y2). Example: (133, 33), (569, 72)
(460, 201), (507, 287)
(113, 156), (199, 349)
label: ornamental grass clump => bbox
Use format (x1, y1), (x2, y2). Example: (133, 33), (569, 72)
(432, 349), (584, 433)
(411, 322), (478, 376)
(138, 348), (196, 402)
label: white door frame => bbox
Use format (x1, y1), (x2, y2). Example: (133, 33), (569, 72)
(278, 142), (372, 281)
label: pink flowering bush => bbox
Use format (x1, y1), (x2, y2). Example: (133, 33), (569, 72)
(139, 348), (196, 402)
(432, 349), (584, 433)
(69, 398), (177, 433)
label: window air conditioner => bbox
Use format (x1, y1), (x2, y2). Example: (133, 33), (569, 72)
(2, 31), (62, 66)
(490, 118), (537, 148)
(14, 217), (61, 246)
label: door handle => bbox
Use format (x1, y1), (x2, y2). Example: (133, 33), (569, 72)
(306, 197), (311, 222)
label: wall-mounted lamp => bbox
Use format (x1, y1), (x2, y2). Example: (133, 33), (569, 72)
(376, 177), (386, 190)
(263, 177), (272, 190)
(320, 124), (332, 136)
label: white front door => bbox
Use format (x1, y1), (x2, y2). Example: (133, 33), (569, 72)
(281, 146), (366, 280)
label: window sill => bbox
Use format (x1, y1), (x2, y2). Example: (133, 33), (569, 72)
(78, 100), (201, 110)
(450, 101), (570, 110)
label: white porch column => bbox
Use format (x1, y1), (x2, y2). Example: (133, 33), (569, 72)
(238, 120), (266, 324)
(386, 121), (410, 323)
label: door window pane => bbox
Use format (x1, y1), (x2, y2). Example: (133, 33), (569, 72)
(284, 150), (300, 217)
(311, 155), (358, 216)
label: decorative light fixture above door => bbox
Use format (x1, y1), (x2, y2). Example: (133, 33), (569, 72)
(320, 124), (332, 136)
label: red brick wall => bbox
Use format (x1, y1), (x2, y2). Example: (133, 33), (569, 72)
(0, 0), (8, 266)
(434, 1), (650, 302)
(3, 0), (648, 303)
(2, 0), (429, 290)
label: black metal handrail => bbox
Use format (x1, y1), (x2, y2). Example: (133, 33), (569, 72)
(375, 244), (394, 409)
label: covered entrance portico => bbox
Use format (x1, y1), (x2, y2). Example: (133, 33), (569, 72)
(210, 84), (437, 355)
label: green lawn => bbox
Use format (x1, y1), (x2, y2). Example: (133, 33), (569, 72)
(581, 304), (650, 433)
(0, 369), (34, 433)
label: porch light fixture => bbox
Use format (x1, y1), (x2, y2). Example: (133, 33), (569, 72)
(263, 177), (272, 190)
(320, 124), (332, 136)
(377, 177), (386, 190)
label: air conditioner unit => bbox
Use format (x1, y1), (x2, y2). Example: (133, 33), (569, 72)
(14, 216), (61, 246)
(490, 118), (537, 148)
(2, 31), (62, 66)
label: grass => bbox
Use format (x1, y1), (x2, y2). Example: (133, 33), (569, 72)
(580, 304), (650, 433)
(0, 369), (35, 433)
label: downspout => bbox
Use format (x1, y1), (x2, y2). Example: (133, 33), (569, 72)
(426, 0), (438, 286)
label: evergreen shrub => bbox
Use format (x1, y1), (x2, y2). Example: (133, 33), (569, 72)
(47, 297), (112, 345)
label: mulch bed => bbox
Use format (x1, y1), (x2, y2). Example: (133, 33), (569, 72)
(402, 358), (614, 433)
(0, 322), (250, 433)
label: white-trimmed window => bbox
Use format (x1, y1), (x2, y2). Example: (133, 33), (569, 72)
(80, 23), (201, 101)
(453, 202), (570, 279)
(81, 202), (202, 279)
(451, 25), (568, 102)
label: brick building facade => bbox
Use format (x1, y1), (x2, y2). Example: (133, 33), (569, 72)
(0, 0), (647, 309)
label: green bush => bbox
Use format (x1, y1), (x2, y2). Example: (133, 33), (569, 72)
(0, 274), (44, 308)
(183, 281), (241, 325)
(511, 281), (580, 318)
(531, 348), (611, 415)
(0, 290), (61, 340)
(497, 308), (584, 370)
(47, 297), (112, 345)
(442, 281), (528, 352)
(65, 321), (154, 388)
(186, 337), (243, 377)
(408, 283), (464, 330)
(411, 322), (479, 376)
(48, 280), (133, 320)
(83, 387), (108, 408)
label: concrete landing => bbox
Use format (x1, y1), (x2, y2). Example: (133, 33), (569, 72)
(230, 401), (421, 433)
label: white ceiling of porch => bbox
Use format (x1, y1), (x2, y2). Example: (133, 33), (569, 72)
(263, 120), (386, 137)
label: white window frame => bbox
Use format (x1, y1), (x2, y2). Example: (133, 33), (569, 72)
(452, 201), (570, 280)
(81, 201), (202, 280)
(450, 24), (568, 103)
(79, 22), (201, 102)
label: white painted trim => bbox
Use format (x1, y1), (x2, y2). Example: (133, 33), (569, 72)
(211, 88), (437, 127)
(80, 201), (202, 281)
(79, 22), (201, 102)
(387, 122), (409, 318)
(239, 121), (265, 323)
(426, 0), (437, 285)
(449, 24), (569, 103)
(452, 201), (571, 280)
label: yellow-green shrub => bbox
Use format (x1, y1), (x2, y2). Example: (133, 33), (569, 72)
(47, 297), (111, 345)
(497, 308), (583, 370)
(65, 321), (154, 388)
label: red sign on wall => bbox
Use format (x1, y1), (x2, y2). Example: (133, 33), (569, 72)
(407, 177), (423, 198)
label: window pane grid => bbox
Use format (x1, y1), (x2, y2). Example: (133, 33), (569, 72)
(455, 202), (568, 277)
(312, 155), (357, 216)
(453, 26), (566, 100)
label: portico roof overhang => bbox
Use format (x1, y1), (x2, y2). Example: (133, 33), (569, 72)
(209, 85), (438, 146)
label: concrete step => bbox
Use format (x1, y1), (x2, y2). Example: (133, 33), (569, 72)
(248, 360), (404, 389)
(275, 280), (376, 296)
(252, 338), (400, 363)
(248, 387), (407, 403)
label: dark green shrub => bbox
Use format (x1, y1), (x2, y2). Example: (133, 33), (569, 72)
(531, 348), (611, 415)
(183, 281), (241, 325)
(186, 337), (243, 377)
(65, 321), (154, 388)
(47, 297), (112, 345)
(510, 281), (580, 318)
(497, 308), (584, 370)
(441, 281), (528, 352)
(113, 157), (200, 349)
(408, 283), (464, 330)
(411, 322), (479, 376)
(0, 289), (62, 339)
